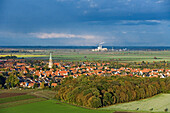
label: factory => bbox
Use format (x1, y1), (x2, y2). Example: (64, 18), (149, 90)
(92, 43), (108, 52)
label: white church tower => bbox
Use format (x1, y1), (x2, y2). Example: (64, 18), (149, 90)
(48, 53), (53, 68)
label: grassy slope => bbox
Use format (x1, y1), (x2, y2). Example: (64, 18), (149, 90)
(30, 90), (56, 99)
(0, 100), (112, 113)
(0, 90), (169, 113)
(0, 95), (36, 104)
(0, 98), (46, 109)
(100, 94), (170, 112)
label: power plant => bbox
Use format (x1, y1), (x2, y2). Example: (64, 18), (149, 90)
(92, 42), (108, 52)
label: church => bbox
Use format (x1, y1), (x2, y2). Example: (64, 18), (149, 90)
(48, 53), (53, 68)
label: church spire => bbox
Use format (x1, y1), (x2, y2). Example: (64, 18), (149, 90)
(50, 53), (52, 60)
(48, 53), (53, 68)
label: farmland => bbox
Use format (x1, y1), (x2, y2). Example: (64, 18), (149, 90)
(0, 54), (47, 58)
(0, 49), (170, 113)
(100, 94), (170, 112)
(1, 50), (170, 62)
(0, 99), (112, 113)
(0, 89), (46, 109)
(0, 95), (36, 104)
(0, 90), (111, 113)
(0, 90), (169, 113)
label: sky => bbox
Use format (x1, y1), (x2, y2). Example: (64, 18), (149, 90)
(0, 0), (170, 46)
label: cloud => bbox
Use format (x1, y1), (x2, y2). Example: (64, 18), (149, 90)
(155, 0), (164, 3)
(146, 20), (161, 23)
(122, 31), (127, 34)
(29, 33), (98, 39)
(120, 20), (162, 25)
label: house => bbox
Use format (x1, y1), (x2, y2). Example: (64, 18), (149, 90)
(28, 83), (34, 88)
(51, 83), (57, 87)
(59, 71), (68, 76)
(20, 82), (28, 88)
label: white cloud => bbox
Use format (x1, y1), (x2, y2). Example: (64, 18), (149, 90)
(29, 33), (98, 39)
(120, 20), (162, 25)
(155, 0), (164, 3)
(146, 20), (161, 23)
(122, 31), (127, 34)
(83, 0), (98, 8)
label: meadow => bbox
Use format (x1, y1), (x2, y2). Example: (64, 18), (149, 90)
(0, 95), (36, 104)
(0, 90), (169, 113)
(0, 99), (113, 113)
(0, 90), (111, 113)
(0, 54), (47, 58)
(1, 50), (170, 62)
(0, 89), (46, 109)
(100, 94), (170, 112)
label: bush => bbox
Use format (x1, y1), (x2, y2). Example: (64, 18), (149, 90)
(165, 108), (168, 112)
(88, 96), (102, 108)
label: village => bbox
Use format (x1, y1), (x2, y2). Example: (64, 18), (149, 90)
(0, 53), (169, 89)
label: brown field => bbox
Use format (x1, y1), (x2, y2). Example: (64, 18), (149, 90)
(0, 93), (27, 98)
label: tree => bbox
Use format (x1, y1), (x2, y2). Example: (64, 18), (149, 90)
(40, 81), (45, 89)
(103, 92), (113, 106)
(55, 75), (170, 108)
(34, 75), (39, 80)
(5, 73), (19, 88)
(88, 96), (102, 108)
(0, 74), (6, 87)
(165, 108), (168, 112)
(33, 83), (38, 88)
(52, 65), (57, 71)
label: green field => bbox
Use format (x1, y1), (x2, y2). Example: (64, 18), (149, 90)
(0, 90), (169, 113)
(55, 51), (170, 62)
(0, 95), (36, 104)
(0, 89), (47, 109)
(100, 94), (170, 112)
(0, 54), (47, 58)
(1, 50), (170, 62)
(0, 98), (46, 109)
(0, 99), (112, 113)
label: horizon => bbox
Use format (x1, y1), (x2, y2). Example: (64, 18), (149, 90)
(1, 45), (170, 47)
(1, 45), (170, 51)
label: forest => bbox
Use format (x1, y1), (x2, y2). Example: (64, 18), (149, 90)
(55, 75), (170, 108)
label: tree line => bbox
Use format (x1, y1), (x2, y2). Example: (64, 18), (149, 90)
(55, 75), (170, 108)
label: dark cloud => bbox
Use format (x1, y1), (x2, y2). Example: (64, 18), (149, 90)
(0, 0), (169, 46)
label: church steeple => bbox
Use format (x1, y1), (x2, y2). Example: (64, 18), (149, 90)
(48, 53), (53, 68)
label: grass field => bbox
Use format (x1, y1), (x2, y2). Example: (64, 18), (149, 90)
(0, 98), (46, 109)
(0, 89), (47, 109)
(0, 95), (36, 104)
(0, 100), (112, 113)
(1, 50), (170, 62)
(0, 54), (47, 58)
(100, 94), (170, 112)
(0, 90), (169, 113)
(53, 51), (170, 62)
